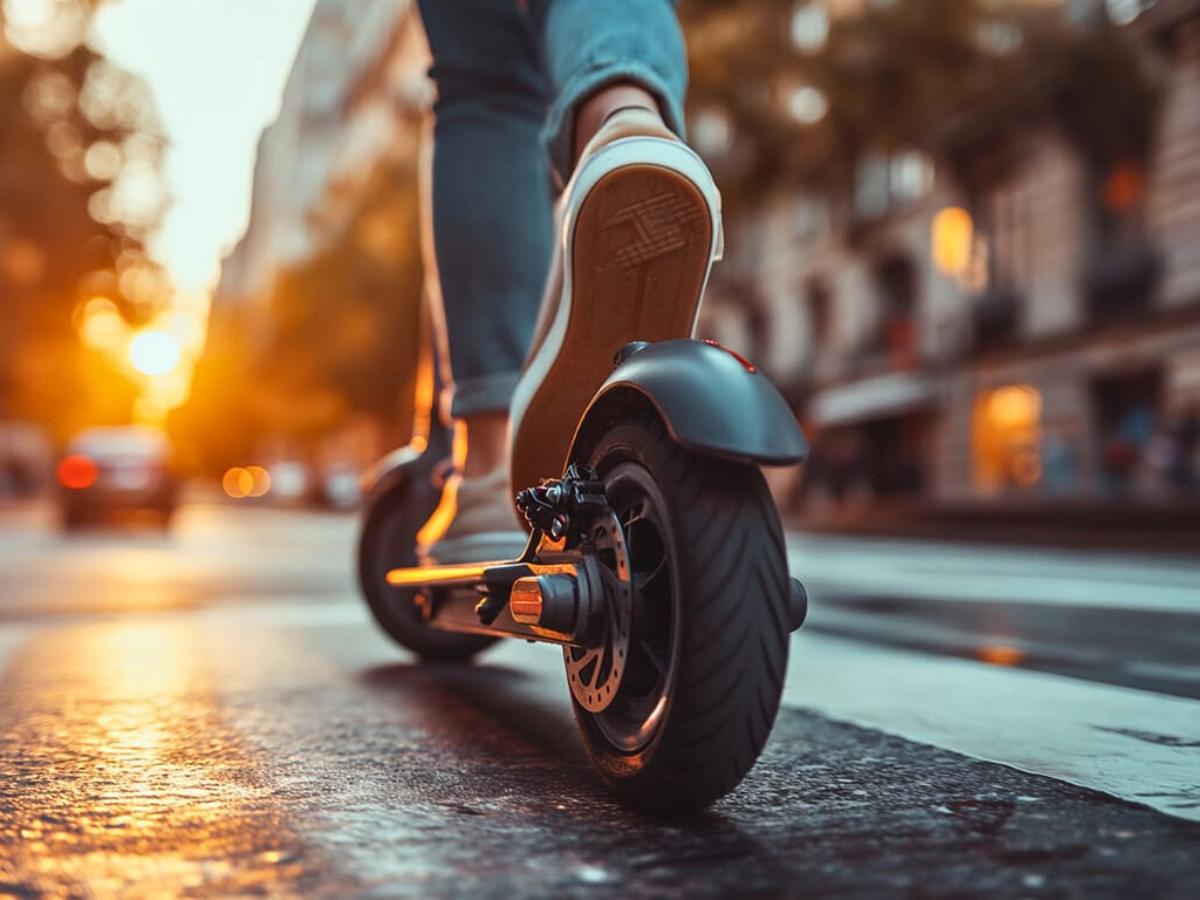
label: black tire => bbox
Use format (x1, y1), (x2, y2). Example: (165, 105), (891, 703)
(573, 409), (791, 813)
(357, 470), (496, 662)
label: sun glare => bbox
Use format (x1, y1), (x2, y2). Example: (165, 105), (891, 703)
(128, 330), (182, 377)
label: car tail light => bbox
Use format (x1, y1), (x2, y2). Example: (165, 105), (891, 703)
(57, 454), (98, 490)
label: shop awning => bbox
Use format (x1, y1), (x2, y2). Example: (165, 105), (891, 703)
(809, 370), (937, 427)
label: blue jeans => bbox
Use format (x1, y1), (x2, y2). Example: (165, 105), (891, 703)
(416, 0), (687, 418)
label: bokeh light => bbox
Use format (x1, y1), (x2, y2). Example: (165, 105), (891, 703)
(787, 85), (828, 124)
(76, 297), (127, 351)
(221, 466), (272, 499)
(221, 467), (254, 500)
(977, 645), (1025, 667)
(245, 466), (271, 498)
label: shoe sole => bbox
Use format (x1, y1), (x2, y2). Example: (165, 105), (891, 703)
(510, 139), (720, 495)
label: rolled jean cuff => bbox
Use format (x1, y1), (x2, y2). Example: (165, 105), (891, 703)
(543, 61), (687, 184)
(445, 370), (523, 419)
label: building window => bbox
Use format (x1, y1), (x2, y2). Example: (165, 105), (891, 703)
(1084, 158), (1159, 320)
(972, 385), (1043, 493)
(871, 253), (918, 368)
(853, 150), (934, 223)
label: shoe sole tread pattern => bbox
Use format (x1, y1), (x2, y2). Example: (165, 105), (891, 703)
(511, 160), (715, 496)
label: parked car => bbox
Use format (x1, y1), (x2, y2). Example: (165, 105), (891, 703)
(57, 426), (178, 529)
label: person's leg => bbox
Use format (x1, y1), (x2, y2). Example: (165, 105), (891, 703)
(415, 0), (554, 477)
(509, 0), (722, 495)
(573, 84), (662, 161)
(527, 0), (688, 183)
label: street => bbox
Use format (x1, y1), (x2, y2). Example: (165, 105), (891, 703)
(1, 497), (1198, 897)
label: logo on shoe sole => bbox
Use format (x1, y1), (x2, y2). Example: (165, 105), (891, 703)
(601, 192), (707, 269)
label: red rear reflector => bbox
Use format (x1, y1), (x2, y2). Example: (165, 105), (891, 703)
(702, 339), (757, 373)
(57, 454), (97, 490)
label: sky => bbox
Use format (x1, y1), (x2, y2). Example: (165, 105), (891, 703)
(91, 0), (318, 292)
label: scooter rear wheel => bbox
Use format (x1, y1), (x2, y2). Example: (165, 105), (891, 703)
(573, 408), (791, 812)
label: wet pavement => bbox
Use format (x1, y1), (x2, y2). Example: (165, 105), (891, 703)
(1, 499), (1198, 897)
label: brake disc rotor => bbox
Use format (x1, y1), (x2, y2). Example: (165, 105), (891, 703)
(564, 511), (632, 713)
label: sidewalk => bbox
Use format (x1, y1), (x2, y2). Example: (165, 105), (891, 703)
(786, 501), (1200, 556)
(783, 528), (1200, 700)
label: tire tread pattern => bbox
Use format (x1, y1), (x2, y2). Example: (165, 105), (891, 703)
(578, 409), (791, 812)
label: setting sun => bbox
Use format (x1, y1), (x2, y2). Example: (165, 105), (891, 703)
(128, 330), (182, 377)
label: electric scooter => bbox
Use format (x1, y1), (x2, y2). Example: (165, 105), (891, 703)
(360, 292), (809, 812)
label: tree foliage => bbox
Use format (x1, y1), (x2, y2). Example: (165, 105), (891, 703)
(259, 152), (425, 441)
(679, 0), (1159, 214)
(0, 1), (168, 438)
(175, 148), (428, 468)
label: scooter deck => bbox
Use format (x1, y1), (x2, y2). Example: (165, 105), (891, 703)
(385, 561), (505, 589)
(385, 543), (589, 646)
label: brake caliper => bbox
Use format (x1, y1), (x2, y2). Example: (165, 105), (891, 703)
(515, 463), (608, 548)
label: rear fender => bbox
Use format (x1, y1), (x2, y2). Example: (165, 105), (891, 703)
(568, 339), (808, 467)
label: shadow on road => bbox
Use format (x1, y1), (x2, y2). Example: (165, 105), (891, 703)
(359, 660), (590, 774)
(356, 661), (788, 835)
(354, 656), (1200, 896)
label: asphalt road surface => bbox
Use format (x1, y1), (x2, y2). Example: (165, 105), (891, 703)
(1, 497), (1198, 897)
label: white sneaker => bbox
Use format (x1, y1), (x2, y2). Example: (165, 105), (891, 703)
(417, 466), (527, 565)
(509, 108), (723, 495)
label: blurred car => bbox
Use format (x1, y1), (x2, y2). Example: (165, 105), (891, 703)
(57, 426), (178, 529)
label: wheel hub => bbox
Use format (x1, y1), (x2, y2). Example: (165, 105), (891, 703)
(564, 512), (632, 712)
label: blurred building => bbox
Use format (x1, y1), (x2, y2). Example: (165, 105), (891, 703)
(212, 0), (428, 478)
(705, 1), (1200, 514)
(216, 0), (427, 329)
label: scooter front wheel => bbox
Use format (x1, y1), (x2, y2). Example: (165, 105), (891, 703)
(571, 408), (791, 812)
(358, 474), (496, 662)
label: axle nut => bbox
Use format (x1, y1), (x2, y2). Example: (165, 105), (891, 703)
(511, 574), (577, 633)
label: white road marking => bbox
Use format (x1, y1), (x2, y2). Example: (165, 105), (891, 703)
(42, 591), (1200, 824)
(785, 631), (1200, 823)
(203, 600), (1200, 822)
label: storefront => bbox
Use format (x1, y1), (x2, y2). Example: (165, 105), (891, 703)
(803, 371), (938, 509)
